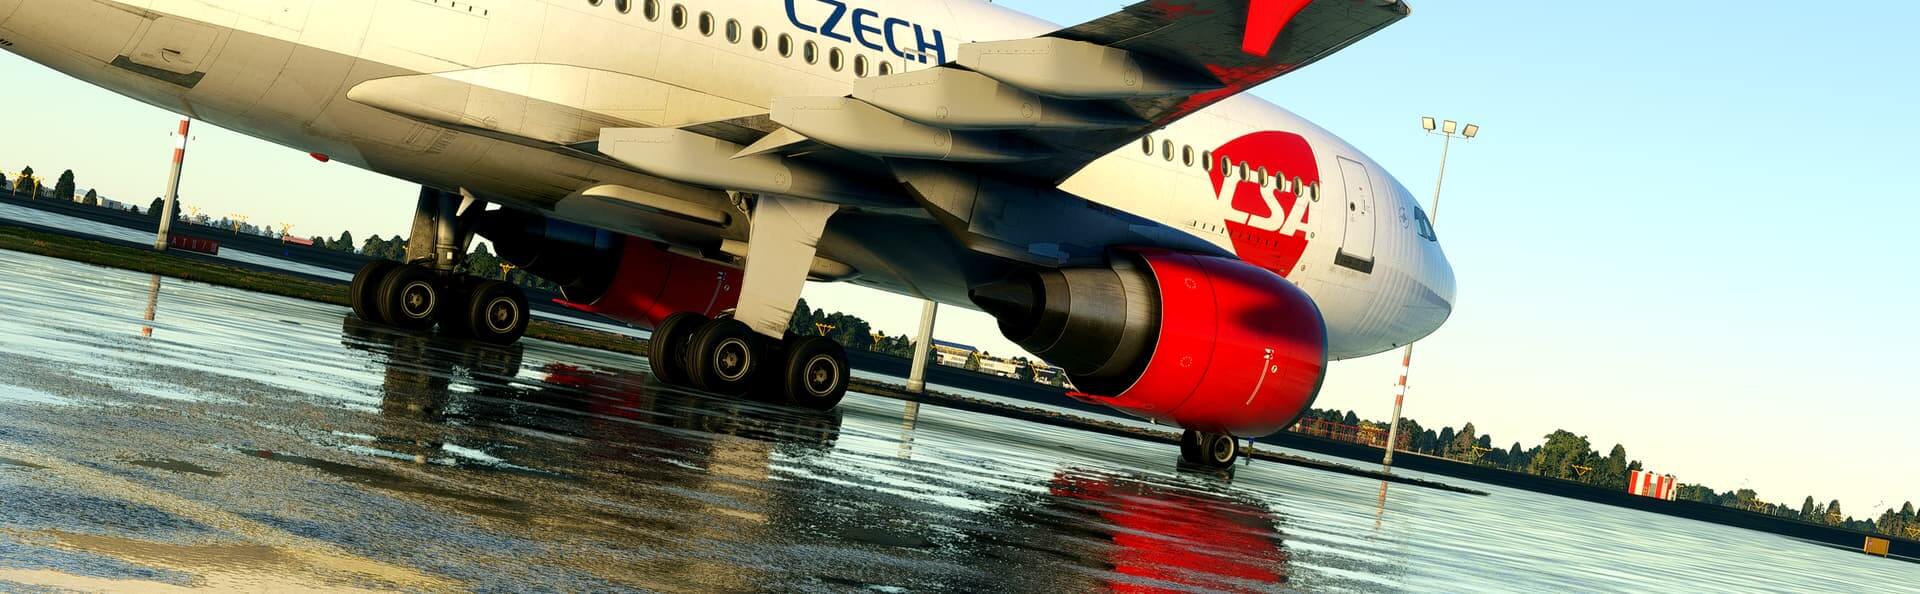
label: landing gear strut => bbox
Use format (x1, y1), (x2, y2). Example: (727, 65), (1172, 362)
(1180, 430), (1242, 469)
(348, 187), (529, 345)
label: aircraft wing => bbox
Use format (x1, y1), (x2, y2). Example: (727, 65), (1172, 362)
(755, 0), (1410, 184)
(1022, 0), (1411, 181)
(600, 1), (1410, 266)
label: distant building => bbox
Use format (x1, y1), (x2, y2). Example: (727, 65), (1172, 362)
(977, 357), (1018, 378)
(931, 340), (976, 368)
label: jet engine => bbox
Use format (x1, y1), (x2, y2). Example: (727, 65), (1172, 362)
(475, 211), (740, 328)
(971, 250), (1328, 437)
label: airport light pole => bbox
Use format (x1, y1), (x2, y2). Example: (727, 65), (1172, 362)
(1382, 117), (1478, 469)
(154, 118), (192, 251)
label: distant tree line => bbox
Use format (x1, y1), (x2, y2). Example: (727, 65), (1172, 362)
(1309, 407), (1917, 539)
(785, 298), (1058, 384)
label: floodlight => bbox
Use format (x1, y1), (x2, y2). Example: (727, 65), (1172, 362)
(1442, 120), (1458, 134)
(1421, 117), (1437, 132)
(1462, 124), (1479, 139)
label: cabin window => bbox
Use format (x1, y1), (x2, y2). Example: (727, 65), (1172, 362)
(878, 61), (894, 76)
(1161, 140), (1175, 161)
(1142, 136), (1155, 156)
(725, 19), (741, 43)
(588, 0), (601, 6)
(803, 41), (819, 64)
(752, 27), (768, 51)
(1201, 150), (1214, 172)
(698, 12), (714, 36)
(615, 0), (630, 14)
(1181, 146), (1195, 167)
(670, 5), (686, 28)
(829, 48), (845, 71)
(643, 0), (659, 21)
(778, 34), (793, 57)
(854, 55), (870, 77)
(1238, 162), (1251, 183)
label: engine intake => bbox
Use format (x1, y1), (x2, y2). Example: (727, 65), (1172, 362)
(474, 210), (622, 301)
(474, 210), (740, 328)
(973, 251), (1329, 437)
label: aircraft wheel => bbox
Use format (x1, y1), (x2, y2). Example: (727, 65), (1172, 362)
(1179, 429), (1205, 464)
(463, 280), (529, 345)
(377, 264), (443, 331)
(649, 312), (707, 387)
(1201, 433), (1240, 469)
(778, 336), (849, 411)
(351, 260), (400, 324)
(687, 318), (760, 396)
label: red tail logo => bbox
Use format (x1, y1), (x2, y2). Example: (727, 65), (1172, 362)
(1244, 0), (1312, 57)
(1209, 131), (1320, 276)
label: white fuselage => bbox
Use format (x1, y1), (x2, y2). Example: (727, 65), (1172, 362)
(0, 0), (1455, 359)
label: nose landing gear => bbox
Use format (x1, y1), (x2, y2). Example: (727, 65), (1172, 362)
(1180, 429), (1242, 470)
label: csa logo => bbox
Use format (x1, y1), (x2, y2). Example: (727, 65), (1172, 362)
(1208, 131), (1318, 277)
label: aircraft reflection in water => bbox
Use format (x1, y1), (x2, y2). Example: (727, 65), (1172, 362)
(334, 318), (1290, 591)
(338, 317), (853, 591)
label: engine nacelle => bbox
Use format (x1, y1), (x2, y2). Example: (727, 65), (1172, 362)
(476, 211), (740, 329)
(972, 250), (1328, 437)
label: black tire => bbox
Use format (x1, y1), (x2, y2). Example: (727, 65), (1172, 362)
(377, 265), (443, 330)
(687, 318), (761, 396)
(1202, 433), (1240, 469)
(648, 312), (707, 387)
(351, 260), (400, 324)
(778, 336), (848, 411)
(1179, 430), (1204, 465)
(463, 280), (529, 345)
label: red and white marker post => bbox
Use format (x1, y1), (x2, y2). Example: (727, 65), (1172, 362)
(153, 118), (191, 251)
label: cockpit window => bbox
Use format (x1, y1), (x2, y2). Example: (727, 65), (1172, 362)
(1413, 205), (1438, 242)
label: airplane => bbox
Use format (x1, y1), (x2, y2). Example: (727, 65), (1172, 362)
(0, 0), (1454, 469)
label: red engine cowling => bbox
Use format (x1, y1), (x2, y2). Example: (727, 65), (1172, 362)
(560, 239), (742, 329)
(478, 212), (741, 329)
(972, 250), (1328, 437)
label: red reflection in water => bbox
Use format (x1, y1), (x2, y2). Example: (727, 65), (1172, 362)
(1051, 473), (1288, 593)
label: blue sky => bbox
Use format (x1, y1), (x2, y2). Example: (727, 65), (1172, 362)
(1, 1), (1915, 516)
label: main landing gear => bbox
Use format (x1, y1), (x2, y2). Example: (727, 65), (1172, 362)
(1180, 429), (1243, 470)
(349, 187), (531, 345)
(648, 312), (850, 411)
(645, 193), (851, 410)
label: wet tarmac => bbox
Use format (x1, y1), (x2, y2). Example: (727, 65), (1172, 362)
(1, 248), (1914, 593)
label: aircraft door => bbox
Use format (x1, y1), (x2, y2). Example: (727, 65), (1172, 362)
(126, 16), (222, 77)
(1335, 157), (1377, 273)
